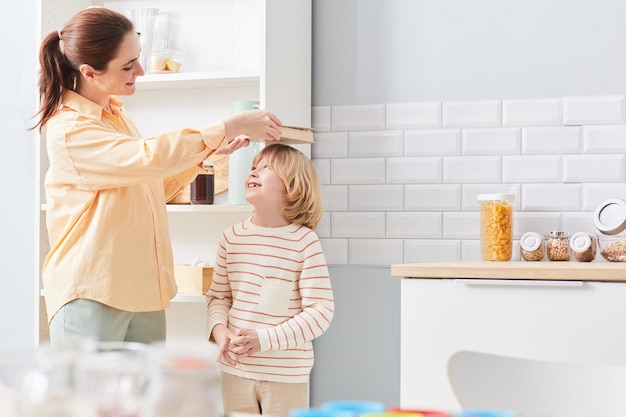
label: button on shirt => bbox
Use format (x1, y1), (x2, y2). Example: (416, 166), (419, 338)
(43, 90), (228, 323)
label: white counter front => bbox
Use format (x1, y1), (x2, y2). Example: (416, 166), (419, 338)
(391, 261), (626, 411)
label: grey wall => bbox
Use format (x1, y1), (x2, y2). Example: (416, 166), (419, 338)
(311, 266), (400, 406)
(309, 0), (626, 408)
(313, 0), (626, 106)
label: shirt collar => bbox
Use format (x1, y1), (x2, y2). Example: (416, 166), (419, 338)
(61, 90), (125, 120)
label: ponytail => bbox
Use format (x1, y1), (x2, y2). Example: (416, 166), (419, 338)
(31, 31), (79, 132)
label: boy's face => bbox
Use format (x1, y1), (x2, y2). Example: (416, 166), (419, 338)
(245, 156), (287, 210)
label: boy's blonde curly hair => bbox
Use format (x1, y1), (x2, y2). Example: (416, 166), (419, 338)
(251, 144), (323, 230)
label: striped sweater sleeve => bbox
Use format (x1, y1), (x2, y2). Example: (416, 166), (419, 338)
(205, 231), (232, 341)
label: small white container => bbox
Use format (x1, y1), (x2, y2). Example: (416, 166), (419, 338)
(569, 232), (596, 262)
(520, 232), (544, 261)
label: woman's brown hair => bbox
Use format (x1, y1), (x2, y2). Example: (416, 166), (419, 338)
(31, 7), (134, 132)
(251, 144), (324, 230)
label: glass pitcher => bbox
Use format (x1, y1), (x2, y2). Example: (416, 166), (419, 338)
(127, 8), (159, 69)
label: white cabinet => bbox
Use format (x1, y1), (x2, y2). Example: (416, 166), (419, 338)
(35, 0), (311, 344)
(400, 277), (626, 412)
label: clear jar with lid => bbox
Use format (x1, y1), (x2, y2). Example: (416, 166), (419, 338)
(569, 232), (596, 262)
(546, 231), (569, 261)
(520, 231), (544, 261)
(594, 198), (626, 235)
(594, 198), (626, 262)
(478, 194), (515, 261)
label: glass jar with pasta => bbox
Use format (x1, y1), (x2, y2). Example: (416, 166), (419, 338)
(478, 194), (515, 261)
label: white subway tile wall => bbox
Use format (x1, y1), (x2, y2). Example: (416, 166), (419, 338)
(461, 128), (521, 155)
(386, 102), (442, 129)
(348, 131), (404, 157)
(443, 100), (502, 128)
(311, 96), (626, 266)
(563, 96), (626, 126)
(404, 129), (461, 156)
(502, 98), (562, 127)
(583, 126), (626, 153)
(521, 126), (582, 154)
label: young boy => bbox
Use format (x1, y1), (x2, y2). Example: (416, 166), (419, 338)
(206, 144), (334, 416)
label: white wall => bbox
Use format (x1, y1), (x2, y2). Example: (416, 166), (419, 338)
(309, 0), (626, 408)
(311, 97), (626, 267)
(1, 1), (37, 350)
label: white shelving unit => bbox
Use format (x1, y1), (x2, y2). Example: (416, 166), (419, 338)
(136, 71), (259, 90)
(35, 0), (311, 345)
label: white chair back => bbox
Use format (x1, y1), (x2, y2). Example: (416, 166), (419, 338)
(448, 350), (626, 417)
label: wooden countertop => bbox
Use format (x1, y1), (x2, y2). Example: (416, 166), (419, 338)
(391, 261), (626, 281)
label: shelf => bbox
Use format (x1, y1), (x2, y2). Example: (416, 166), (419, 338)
(41, 203), (253, 213)
(165, 204), (253, 213)
(172, 294), (205, 303)
(136, 71), (260, 90)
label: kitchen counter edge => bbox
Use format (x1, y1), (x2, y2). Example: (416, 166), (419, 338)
(390, 261), (626, 281)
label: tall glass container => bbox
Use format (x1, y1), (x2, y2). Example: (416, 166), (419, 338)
(128, 8), (159, 69)
(228, 101), (260, 204)
(478, 194), (515, 261)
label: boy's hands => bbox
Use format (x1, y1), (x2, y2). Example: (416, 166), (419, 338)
(211, 324), (237, 366)
(230, 328), (261, 356)
(212, 325), (261, 365)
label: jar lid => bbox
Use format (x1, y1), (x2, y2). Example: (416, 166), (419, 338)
(477, 193), (515, 202)
(594, 198), (626, 235)
(520, 232), (543, 251)
(202, 160), (214, 167)
(550, 231), (569, 238)
(569, 232), (592, 252)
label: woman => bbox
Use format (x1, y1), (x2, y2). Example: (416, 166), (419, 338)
(32, 6), (282, 347)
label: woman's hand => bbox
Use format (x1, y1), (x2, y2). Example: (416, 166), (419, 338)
(215, 135), (250, 155)
(224, 109), (282, 142)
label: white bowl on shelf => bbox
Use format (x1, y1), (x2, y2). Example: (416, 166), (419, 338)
(147, 49), (185, 73)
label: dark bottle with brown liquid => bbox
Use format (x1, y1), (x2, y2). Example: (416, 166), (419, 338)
(190, 161), (214, 205)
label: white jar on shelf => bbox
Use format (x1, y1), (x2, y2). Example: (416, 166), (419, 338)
(520, 231), (544, 261)
(570, 232), (596, 262)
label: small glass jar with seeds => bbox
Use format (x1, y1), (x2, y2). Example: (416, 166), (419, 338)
(520, 231), (544, 261)
(546, 231), (569, 261)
